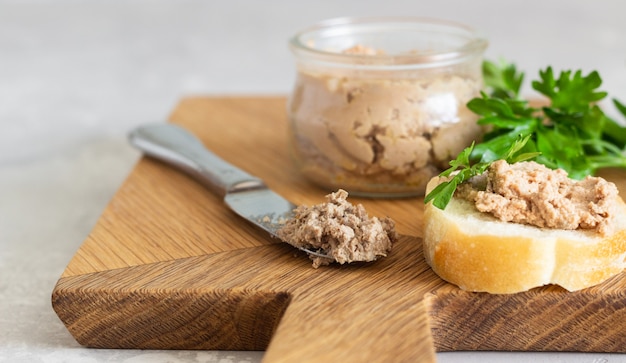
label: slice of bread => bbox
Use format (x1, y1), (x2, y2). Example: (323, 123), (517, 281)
(423, 177), (626, 294)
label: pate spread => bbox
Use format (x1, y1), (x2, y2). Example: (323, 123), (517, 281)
(277, 189), (398, 268)
(456, 160), (619, 235)
(288, 45), (483, 196)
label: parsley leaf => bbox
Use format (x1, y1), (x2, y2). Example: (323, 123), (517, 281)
(483, 59), (524, 99)
(424, 60), (626, 210)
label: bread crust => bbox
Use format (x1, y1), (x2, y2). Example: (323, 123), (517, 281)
(423, 178), (626, 294)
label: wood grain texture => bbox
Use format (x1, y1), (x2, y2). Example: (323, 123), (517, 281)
(52, 97), (626, 362)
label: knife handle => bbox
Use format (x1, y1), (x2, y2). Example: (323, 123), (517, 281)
(129, 123), (265, 197)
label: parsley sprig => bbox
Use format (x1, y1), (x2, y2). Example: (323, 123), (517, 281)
(425, 60), (626, 210)
(424, 135), (539, 209)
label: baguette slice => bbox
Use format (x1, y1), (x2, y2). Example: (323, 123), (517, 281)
(423, 177), (626, 294)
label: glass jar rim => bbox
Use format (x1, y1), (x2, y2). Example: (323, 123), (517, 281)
(289, 16), (488, 69)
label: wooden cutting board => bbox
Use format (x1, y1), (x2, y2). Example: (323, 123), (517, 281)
(52, 97), (626, 362)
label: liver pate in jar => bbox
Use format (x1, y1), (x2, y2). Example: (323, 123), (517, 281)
(288, 17), (488, 197)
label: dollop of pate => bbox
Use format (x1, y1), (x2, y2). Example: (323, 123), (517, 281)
(277, 189), (398, 268)
(456, 160), (619, 235)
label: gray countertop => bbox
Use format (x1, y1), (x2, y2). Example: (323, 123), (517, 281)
(2, 1), (625, 362)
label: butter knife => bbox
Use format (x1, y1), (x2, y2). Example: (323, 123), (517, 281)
(128, 123), (329, 258)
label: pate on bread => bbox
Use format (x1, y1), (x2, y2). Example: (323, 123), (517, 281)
(423, 160), (626, 294)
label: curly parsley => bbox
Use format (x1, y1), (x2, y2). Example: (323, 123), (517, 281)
(425, 60), (626, 210)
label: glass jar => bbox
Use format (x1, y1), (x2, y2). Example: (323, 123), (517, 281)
(287, 17), (488, 197)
